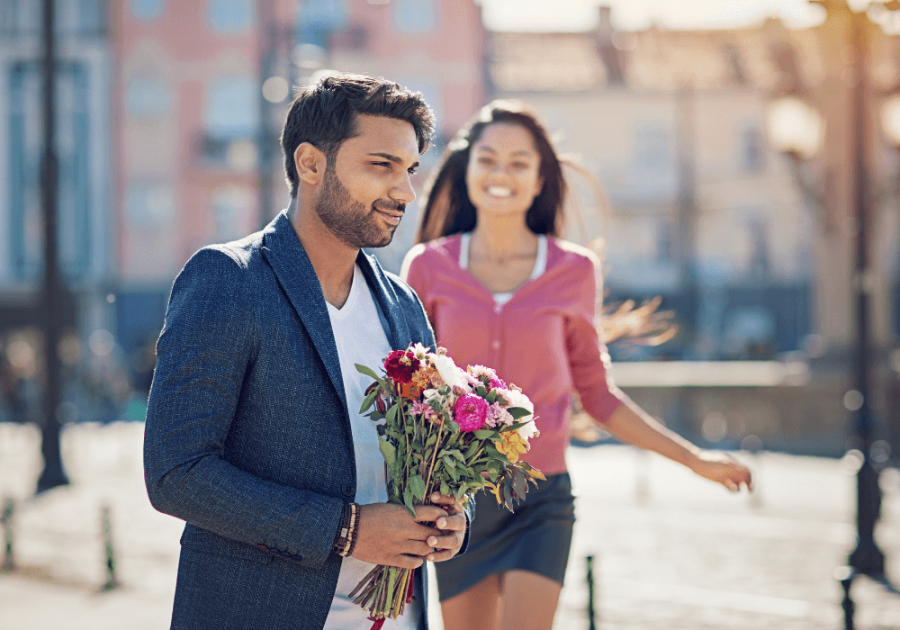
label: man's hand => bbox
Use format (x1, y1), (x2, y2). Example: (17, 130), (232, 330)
(352, 503), (444, 569)
(352, 496), (467, 568)
(423, 493), (466, 563)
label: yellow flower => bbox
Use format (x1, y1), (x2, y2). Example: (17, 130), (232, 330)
(493, 431), (529, 464)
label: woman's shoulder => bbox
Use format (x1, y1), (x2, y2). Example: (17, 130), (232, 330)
(400, 234), (463, 281)
(547, 238), (601, 274)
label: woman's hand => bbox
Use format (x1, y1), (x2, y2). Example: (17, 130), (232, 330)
(689, 450), (753, 492)
(423, 492), (467, 563)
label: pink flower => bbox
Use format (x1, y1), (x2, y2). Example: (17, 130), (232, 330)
(410, 400), (437, 422)
(484, 402), (512, 428)
(454, 394), (489, 432)
(467, 365), (507, 391)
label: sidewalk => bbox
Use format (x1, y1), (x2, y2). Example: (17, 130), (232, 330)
(1, 421), (898, 629)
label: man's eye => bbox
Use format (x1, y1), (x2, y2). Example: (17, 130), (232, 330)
(408, 167), (418, 175)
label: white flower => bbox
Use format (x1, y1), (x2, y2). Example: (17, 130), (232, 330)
(516, 417), (539, 441)
(408, 342), (430, 360)
(432, 353), (470, 392)
(494, 387), (537, 439)
(495, 387), (533, 416)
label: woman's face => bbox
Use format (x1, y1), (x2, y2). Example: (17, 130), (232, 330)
(465, 123), (544, 219)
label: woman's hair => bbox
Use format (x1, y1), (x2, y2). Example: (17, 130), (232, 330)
(416, 100), (566, 243)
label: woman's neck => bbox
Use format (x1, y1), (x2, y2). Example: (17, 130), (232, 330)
(469, 214), (538, 264)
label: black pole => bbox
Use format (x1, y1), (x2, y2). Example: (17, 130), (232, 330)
(36, 0), (69, 493)
(586, 554), (597, 630)
(846, 8), (884, 577)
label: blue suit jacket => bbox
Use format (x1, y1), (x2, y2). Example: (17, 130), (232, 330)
(144, 211), (464, 629)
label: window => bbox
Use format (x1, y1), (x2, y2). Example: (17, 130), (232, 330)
(212, 186), (254, 241)
(0, 0), (40, 36)
(126, 183), (174, 229)
(747, 217), (770, 278)
(633, 125), (670, 174)
(207, 0), (254, 33)
(130, 0), (163, 21)
(125, 76), (172, 119)
(204, 76), (257, 138)
(7, 62), (92, 282)
(656, 219), (675, 264)
(740, 124), (765, 173)
(392, 0), (437, 34)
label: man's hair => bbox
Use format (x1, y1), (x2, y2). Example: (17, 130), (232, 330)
(281, 73), (435, 198)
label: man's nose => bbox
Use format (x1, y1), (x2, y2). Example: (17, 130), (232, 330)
(390, 175), (416, 205)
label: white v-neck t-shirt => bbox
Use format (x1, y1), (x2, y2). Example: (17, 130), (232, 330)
(323, 264), (420, 630)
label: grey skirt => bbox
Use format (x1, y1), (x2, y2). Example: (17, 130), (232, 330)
(435, 472), (575, 601)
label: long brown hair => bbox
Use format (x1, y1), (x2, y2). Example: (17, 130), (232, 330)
(416, 100), (565, 243)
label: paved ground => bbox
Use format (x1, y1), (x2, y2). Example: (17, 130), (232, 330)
(1, 421), (898, 629)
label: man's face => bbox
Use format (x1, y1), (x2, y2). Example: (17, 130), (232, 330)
(314, 114), (420, 249)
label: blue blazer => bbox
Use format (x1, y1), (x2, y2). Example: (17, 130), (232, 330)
(144, 211), (464, 629)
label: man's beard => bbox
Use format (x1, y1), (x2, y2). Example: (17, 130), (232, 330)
(314, 165), (404, 249)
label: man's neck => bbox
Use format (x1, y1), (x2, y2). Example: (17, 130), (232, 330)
(288, 197), (358, 309)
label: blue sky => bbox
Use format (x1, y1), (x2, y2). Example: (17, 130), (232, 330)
(479, 0), (847, 32)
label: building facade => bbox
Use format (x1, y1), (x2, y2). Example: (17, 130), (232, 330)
(489, 8), (900, 363)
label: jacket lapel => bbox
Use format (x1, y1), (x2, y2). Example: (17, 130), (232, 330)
(260, 212), (346, 410)
(357, 250), (412, 352)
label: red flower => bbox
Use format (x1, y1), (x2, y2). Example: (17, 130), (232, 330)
(384, 350), (420, 384)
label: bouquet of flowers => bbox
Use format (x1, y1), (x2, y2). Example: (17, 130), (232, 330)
(349, 343), (544, 627)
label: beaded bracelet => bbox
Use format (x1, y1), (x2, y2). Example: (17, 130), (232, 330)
(333, 502), (359, 557)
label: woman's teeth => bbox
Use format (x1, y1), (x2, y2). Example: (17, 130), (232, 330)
(486, 186), (513, 198)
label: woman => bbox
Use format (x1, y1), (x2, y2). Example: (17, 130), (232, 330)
(401, 100), (752, 630)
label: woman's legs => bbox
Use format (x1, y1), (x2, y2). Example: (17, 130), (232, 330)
(440, 573), (502, 630)
(440, 571), (563, 630)
(496, 570), (562, 630)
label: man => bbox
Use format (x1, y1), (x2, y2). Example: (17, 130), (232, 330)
(144, 74), (468, 630)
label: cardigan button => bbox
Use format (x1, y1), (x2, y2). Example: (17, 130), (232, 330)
(342, 484), (355, 496)
(491, 340), (500, 350)
(493, 304), (502, 314)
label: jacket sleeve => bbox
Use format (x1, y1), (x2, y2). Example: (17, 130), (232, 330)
(143, 247), (344, 570)
(565, 255), (629, 424)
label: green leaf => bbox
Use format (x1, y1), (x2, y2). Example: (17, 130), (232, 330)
(359, 388), (379, 414)
(441, 456), (457, 469)
(473, 429), (496, 440)
(485, 391), (497, 404)
(440, 481), (451, 496)
(475, 386), (488, 397)
(355, 364), (387, 387)
(409, 474), (426, 500)
(464, 442), (481, 459)
(403, 486), (416, 519)
(379, 438), (396, 468)
(425, 433), (437, 448)
(386, 404), (399, 424)
(507, 406), (531, 420)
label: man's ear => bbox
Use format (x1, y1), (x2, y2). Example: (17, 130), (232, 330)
(294, 143), (327, 185)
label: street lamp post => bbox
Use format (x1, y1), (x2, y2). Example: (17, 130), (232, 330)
(36, 0), (69, 493)
(845, 8), (884, 577)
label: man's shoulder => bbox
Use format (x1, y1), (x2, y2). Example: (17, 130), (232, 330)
(185, 229), (266, 275)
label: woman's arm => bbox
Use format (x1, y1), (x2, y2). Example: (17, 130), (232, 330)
(602, 401), (753, 492)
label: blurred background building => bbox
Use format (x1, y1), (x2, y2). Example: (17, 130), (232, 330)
(0, 0), (899, 458)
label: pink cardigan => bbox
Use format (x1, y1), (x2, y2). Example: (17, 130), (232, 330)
(403, 235), (626, 476)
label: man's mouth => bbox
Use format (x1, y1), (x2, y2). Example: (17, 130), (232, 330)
(374, 203), (404, 225)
